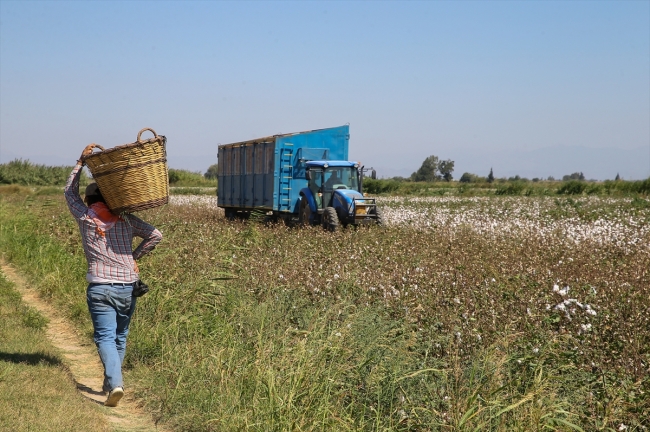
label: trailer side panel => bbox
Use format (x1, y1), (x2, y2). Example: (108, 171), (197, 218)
(218, 125), (350, 214)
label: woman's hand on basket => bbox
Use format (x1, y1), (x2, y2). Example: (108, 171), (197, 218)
(78, 144), (100, 165)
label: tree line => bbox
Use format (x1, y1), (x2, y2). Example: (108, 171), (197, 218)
(401, 154), (630, 184)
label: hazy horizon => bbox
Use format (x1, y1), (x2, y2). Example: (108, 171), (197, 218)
(1, 1), (648, 180)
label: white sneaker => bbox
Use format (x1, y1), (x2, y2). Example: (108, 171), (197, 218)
(104, 387), (124, 407)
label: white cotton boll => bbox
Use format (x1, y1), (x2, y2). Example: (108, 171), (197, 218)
(453, 298), (461, 304)
(553, 284), (560, 292)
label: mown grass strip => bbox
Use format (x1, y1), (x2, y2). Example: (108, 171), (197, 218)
(0, 271), (109, 432)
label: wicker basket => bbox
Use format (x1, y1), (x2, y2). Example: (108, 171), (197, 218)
(83, 128), (169, 214)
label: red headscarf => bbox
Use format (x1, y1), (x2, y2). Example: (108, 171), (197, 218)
(87, 202), (120, 237)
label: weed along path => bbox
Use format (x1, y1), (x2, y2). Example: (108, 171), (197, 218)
(1, 261), (166, 432)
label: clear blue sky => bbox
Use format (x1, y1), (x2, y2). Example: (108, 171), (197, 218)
(1, 0), (649, 179)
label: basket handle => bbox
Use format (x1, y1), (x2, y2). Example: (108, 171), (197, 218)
(80, 143), (105, 159)
(137, 128), (158, 142)
(78, 143), (104, 165)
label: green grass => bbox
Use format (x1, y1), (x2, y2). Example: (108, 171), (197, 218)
(0, 159), (91, 187)
(0, 271), (109, 432)
(168, 168), (217, 187)
(0, 193), (648, 431)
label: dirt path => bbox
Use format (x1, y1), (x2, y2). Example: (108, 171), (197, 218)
(1, 261), (168, 432)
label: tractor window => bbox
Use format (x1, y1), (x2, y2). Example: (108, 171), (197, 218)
(309, 170), (323, 194)
(324, 167), (359, 191)
(308, 170), (324, 209)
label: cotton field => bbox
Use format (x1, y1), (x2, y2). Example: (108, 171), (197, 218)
(170, 194), (650, 248)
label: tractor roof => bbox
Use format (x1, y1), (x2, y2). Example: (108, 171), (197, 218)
(306, 160), (358, 168)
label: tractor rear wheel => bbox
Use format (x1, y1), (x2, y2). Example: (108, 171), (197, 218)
(322, 207), (339, 232)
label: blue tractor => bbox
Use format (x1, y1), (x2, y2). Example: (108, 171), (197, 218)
(217, 125), (383, 229)
(299, 160), (383, 231)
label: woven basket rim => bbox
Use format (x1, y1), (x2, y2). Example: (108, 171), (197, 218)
(84, 136), (166, 162)
(112, 196), (169, 214)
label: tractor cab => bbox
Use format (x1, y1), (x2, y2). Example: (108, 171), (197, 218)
(306, 161), (360, 208)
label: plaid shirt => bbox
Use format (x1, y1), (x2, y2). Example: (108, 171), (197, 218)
(65, 164), (162, 283)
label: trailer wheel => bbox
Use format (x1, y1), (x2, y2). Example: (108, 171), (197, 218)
(299, 197), (311, 226)
(322, 207), (339, 232)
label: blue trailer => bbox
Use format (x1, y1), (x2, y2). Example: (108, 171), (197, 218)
(217, 125), (382, 229)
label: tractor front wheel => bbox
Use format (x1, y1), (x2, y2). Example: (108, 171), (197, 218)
(322, 207), (340, 232)
(299, 197), (311, 226)
(374, 206), (385, 226)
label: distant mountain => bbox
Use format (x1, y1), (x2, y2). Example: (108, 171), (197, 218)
(373, 146), (649, 181)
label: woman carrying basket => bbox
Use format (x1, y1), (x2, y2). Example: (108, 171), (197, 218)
(64, 143), (163, 407)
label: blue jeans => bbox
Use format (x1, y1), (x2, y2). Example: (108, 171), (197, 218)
(86, 283), (136, 391)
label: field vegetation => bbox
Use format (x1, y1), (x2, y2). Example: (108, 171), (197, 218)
(4, 158), (649, 199)
(1, 186), (648, 431)
(0, 160), (217, 194)
(168, 168), (217, 188)
(363, 177), (650, 197)
(0, 159), (91, 187)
